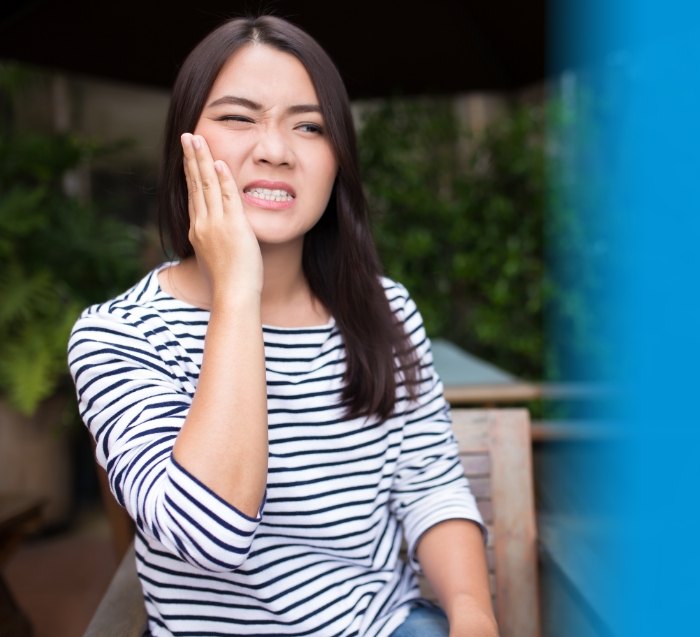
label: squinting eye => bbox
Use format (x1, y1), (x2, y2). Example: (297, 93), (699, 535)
(217, 115), (254, 124)
(297, 123), (323, 135)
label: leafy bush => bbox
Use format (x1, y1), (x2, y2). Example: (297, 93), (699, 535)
(0, 65), (143, 415)
(359, 97), (548, 380)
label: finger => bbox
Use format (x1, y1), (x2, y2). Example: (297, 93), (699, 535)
(182, 156), (195, 228)
(214, 160), (243, 216)
(181, 133), (207, 225)
(192, 135), (225, 220)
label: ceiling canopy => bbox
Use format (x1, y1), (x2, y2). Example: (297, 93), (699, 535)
(0, 1), (546, 98)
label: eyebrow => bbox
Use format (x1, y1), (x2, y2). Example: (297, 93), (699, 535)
(207, 95), (322, 116)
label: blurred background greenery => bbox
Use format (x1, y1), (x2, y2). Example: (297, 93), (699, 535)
(0, 61), (604, 420)
(0, 65), (143, 417)
(359, 94), (606, 390)
(359, 97), (547, 381)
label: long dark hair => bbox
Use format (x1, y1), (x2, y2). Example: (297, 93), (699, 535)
(158, 15), (419, 419)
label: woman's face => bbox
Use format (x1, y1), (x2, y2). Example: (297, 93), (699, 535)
(194, 44), (338, 249)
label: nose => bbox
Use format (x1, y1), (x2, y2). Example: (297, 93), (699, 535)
(252, 125), (294, 167)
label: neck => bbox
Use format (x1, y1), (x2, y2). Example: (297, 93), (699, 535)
(165, 239), (328, 327)
(258, 240), (329, 327)
(258, 240), (306, 306)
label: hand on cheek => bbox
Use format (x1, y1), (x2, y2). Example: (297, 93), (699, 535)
(181, 133), (263, 299)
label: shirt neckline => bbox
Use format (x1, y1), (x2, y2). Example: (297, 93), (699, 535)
(152, 262), (336, 332)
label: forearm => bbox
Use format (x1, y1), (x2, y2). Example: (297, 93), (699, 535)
(417, 519), (499, 637)
(173, 290), (268, 517)
(70, 308), (265, 570)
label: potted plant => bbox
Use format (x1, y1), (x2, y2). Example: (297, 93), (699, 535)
(0, 65), (142, 528)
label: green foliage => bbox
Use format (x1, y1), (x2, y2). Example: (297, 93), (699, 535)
(0, 66), (142, 415)
(359, 98), (548, 380)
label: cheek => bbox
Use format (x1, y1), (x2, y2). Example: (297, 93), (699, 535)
(316, 172), (337, 217)
(203, 139), (248, 182)
(192, 123), (248, 167)
(318, 152), (338, 196)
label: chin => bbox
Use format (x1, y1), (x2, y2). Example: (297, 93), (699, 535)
(249, 220), (318, 248)
(252, 229), (307, 248)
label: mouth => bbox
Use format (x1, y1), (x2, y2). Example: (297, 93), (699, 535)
(243, 186), (295, 202)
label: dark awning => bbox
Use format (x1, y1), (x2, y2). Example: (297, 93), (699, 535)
(0, 1), (546, 98)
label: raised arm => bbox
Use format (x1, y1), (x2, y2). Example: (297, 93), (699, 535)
(171, 133), (268, 518)
(68, 134), (269, 572)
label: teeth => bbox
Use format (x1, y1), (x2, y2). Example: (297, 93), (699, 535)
(246, 187), (293, 202)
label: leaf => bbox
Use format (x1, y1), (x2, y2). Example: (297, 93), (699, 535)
(0, 304), (81, 415)
(0, 264), (58, 328)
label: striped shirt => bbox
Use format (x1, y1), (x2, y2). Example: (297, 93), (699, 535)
(68, 263), (483, 637)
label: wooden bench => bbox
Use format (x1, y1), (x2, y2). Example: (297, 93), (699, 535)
(87, 408), (540, 637)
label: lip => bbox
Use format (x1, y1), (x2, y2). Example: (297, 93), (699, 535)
(242, 180), (296, 211)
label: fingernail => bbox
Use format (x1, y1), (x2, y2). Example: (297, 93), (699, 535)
(193, 136), (202, 149)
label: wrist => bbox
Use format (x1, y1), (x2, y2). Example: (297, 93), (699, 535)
(446, 595), (498, 637)
(193, 256), (263, 308)
(210, 286), (261, 315)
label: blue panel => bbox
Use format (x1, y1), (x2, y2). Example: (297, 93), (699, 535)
(551, 1), (700, 635)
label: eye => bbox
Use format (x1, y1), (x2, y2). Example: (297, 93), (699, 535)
(296, 122), (324, 135)
(215, 115), (255, 127)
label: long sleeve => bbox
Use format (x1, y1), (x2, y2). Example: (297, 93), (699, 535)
(386, 284), (485, 572)
(68, 302), (264, 572)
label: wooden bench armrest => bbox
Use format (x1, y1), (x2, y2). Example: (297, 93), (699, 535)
(84, 542), (146, 637)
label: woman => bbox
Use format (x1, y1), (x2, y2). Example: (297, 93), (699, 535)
(68, 15), (497, 637)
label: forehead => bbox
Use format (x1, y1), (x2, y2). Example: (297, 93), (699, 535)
(208, 43), (319, 105)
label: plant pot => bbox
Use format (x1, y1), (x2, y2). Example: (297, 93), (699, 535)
(0, 396), (74, 530)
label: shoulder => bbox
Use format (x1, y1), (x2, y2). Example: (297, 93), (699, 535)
(380, 276), (410, 307)
(70, 264), (171, 340)
(379, 276), (421, 324)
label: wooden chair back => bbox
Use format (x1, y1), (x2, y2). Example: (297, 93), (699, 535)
(87, 408), (540, 637)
